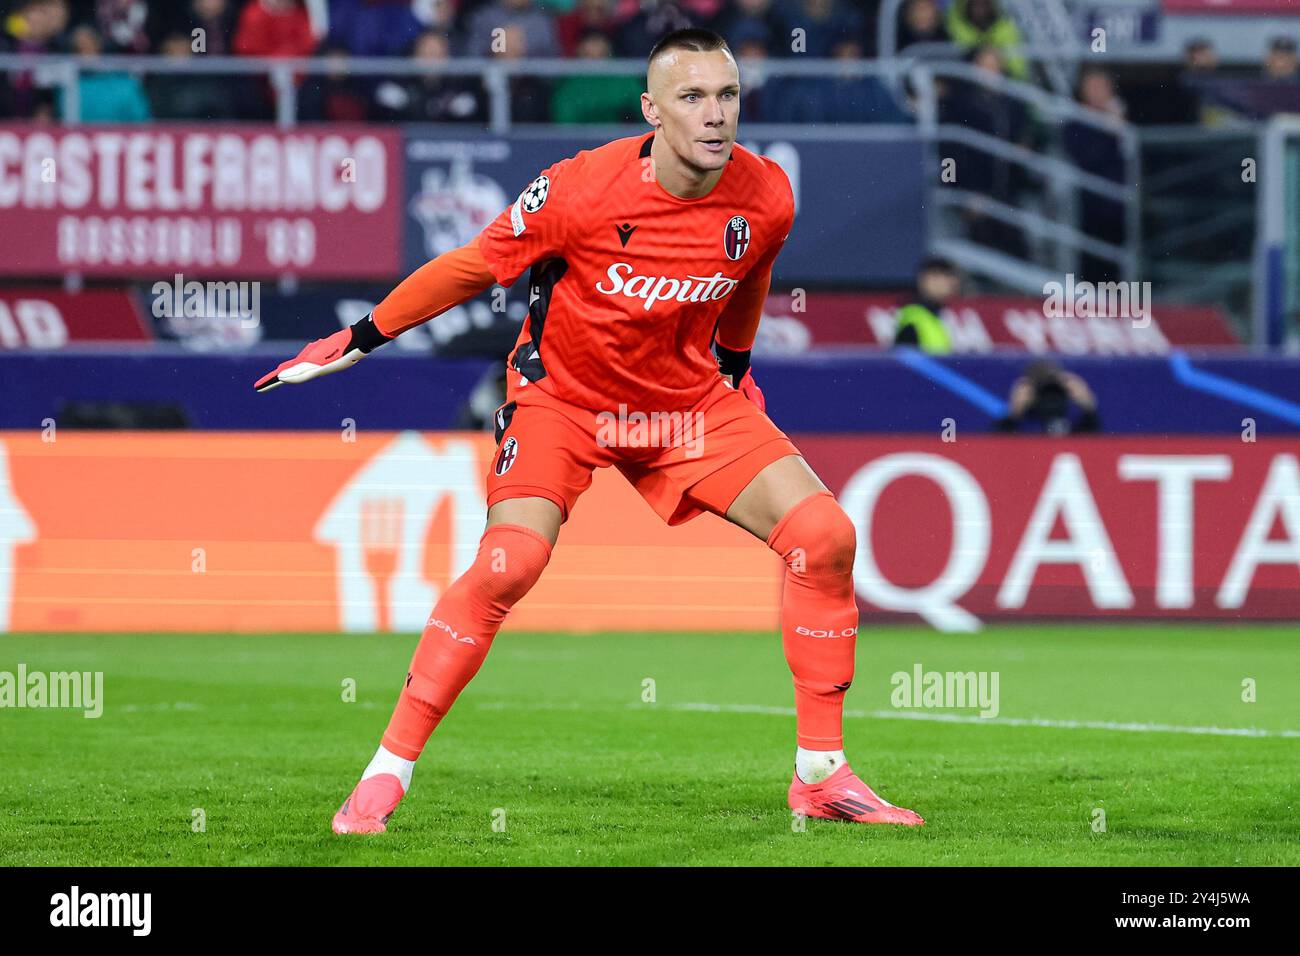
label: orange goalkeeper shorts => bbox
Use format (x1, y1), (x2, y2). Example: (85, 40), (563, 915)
(486, 376), (799, 526)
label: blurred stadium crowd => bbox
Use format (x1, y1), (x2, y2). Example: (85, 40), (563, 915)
(0, 0), (1296, 363)
(0, 0), (1295, 127)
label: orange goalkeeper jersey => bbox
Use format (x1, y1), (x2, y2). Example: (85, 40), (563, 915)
(477, 132), (795, 414)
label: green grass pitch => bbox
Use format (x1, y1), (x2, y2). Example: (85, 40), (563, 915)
(1, 625), (1297, 866)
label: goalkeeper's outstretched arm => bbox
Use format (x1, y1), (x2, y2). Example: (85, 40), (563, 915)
(254, 237), (499, 393)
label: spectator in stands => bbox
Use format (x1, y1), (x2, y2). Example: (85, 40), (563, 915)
(94, 0), (150, 53)
(0, 0), (69, 118)
(715, 0), (779, 55)
(1229, 35), (1300, 117)
(148, 31), (237, 119)
(492, 22), (551, 121)
(892, 255), (958, 354)
(148, 0), (238, 55)
(831, 37), (907, 120)
(466, 0), (560, 58)
(2, 0), (69, 52)
(326, 0), (424, 57)
(176, 1), (269, 118)
(1163, 37), (1218, 124)
(1185, 37), (1217, 74)
(234, 0), (322, 118)
(1264, 36), (1298, 81)
(938, 45), (1030, 258)
(770, 0), (864, 59)
(733, 26), (772, 122)
(189, 0), (237, 54)
(767, 36), (906, 123)
(995, 360), (1100, 435)
(1074, 62), (1124, 122)
(297, 44), (374, 121)
(420, 0), (460, 46)
(1192, 35), (1300, 120)
(556, 0), (619, 57)
(1186, 38), (1252, 125)
(896, 0), (947, 53)
(551, 30), (642, 122)
(683, 0), (724, 22)
(1063, 66), (1125, 284)
(59, 23), (151, 121)
(616, 1), (694, 57)
(946, 0), (1026, 80)
(233, 0), (320, 59)
(607, 0), (719, 22)
(374, 29), (486, 122)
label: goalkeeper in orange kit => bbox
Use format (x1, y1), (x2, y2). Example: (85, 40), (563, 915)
(256, 29), (924, 832)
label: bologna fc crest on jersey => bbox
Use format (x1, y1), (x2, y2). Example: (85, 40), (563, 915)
(723, 215), (750, 261)
(495, 437), (519, 476)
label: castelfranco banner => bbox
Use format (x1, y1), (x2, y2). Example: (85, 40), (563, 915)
(0, 125), (402, 278)
(0, 434), (1296, 633)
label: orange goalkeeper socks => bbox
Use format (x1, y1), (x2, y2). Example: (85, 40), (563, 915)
(380, 523), (552, 760)
(767, 491), (859, 751)
(381, 496), (856, 760)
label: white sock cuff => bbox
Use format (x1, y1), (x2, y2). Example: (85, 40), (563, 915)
(362, 744), (415, 793)
(795, 747), (847, 785)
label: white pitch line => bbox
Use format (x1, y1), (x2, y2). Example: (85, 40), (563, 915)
(117, 701), (203, 713)
(474, 699), (1300, 738)
(672, 702), (1300, 739)
(98, 699), (1300, 737)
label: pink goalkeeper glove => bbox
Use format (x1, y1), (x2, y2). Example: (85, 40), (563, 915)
(254, 316), (389, 393)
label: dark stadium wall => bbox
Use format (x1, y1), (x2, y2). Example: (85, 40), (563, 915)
(3, 351), (1300, 434)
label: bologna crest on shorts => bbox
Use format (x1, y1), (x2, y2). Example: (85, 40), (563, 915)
(495, 437), (519, 476)
(723, 215), (750, 261)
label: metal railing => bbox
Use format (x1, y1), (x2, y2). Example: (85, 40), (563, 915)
(877, 0), (1085, 84)
(908, 59), (1141, 291)
(877, 0), (1273, 67)
(1255, 116), (1300, 350)
(1134, 125), (1258, 343)
(0, 52), (926, 132)
(1006, 0), (1078, 97)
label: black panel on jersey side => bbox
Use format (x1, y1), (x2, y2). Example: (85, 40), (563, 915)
(493, 401), (517, 445)
(511, 257), (568, 384)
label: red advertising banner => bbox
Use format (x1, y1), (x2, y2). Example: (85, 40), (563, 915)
(0, 288), (150, 347)
(0, 433), (1295, 633)
(801, 437), (1300, 629)
(1163, 1), (1299, 13)
(761, 293), (1240, 354)
(0, 125), (402, 279)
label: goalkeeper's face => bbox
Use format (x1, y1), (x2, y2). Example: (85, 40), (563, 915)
(642, 49), (740, 175)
